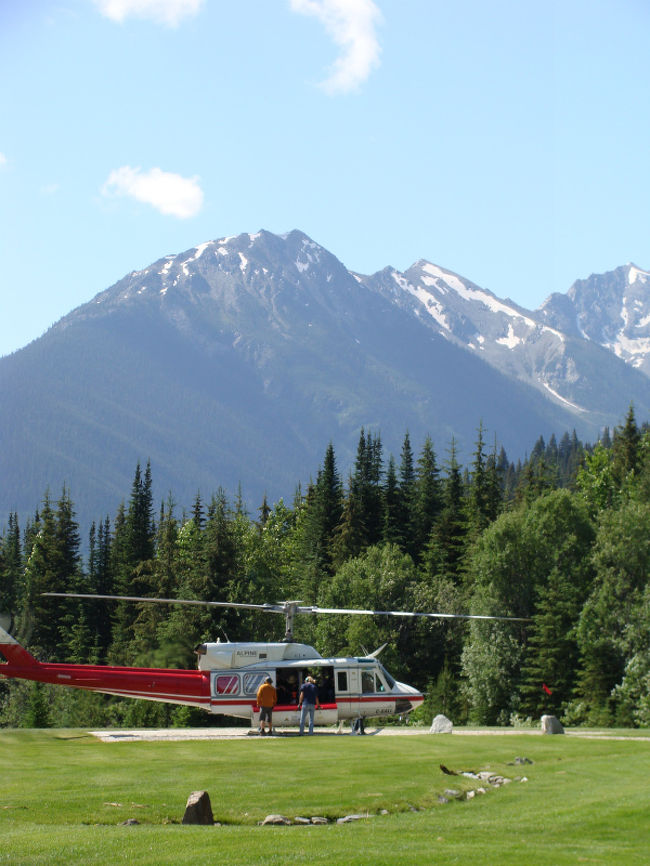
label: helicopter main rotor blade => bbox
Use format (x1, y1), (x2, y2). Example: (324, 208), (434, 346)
(41, 593), (286, 614)
(303, 606), (529, 622)
(42, 594), (528, 622)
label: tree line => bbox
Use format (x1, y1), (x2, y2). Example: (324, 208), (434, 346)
(1, 410), (648, 729)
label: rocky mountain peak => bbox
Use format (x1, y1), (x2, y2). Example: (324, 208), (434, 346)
(541, 263), (650, 373)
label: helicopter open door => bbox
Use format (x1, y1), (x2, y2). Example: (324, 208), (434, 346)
(251, 667), (338, 728)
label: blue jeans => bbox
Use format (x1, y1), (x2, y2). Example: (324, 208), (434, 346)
(299, 702), (316, 734)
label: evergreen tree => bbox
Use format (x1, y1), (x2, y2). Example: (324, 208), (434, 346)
(468, 423), (500, 535)
(412, 437), (442, 561)
(126, 460), (155, 568)
(333, 430), (383, 564)
(382, 456), (402, 547)
(397, 432), (417, 556)
(422, 440), (467, 583)
(300, 443), (343, 577)
(258, 494), (271, 527)
(22, 492), (66, 658)
(612, 404), (641, 484)
(0, 512), (22, 618)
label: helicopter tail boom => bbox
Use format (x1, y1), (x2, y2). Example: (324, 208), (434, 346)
(0, 625), (212, 708)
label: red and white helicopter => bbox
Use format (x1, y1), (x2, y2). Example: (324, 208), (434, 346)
(0, 595), (526, 731)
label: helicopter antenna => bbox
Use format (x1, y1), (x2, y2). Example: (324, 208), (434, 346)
(216, 623), (230, 643)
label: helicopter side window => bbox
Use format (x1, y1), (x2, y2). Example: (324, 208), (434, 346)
(214, 674), (240, 696)
(361, 670), (375, 694)
(243, 672), (271, 695)
(336, 671), (348, 692)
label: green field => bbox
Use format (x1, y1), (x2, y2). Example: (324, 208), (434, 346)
(1, 728), (649, 865)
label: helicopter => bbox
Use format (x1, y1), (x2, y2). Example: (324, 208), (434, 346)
(0, 594), (527, 732)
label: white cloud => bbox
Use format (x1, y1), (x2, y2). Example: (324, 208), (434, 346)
(102, 166), (204, 218)
(290, 0), (382, 94)
(94, 0), (204, 27)
(0, 153), (7, 168)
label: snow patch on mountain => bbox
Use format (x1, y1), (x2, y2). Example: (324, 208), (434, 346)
(391, 269), (449, 331)
(420, 263), (465, 296)
(496, 324), (522, 349)
(628, 265), (650, 285)
(540, 381), (587, 412)
(609, 332), (650, 363)
(295, 238), (322, 274)
(180, 241), (213, 275)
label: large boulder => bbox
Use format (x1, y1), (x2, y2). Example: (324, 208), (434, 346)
(430, 714), (453, 734)
(541, 714), (565, 735)
(182, 790), (214, 825)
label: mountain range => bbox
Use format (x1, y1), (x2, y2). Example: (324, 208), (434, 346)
(2, 229), (650, 531)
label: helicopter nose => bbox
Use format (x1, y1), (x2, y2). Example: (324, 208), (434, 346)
(394, 682), (423, 714)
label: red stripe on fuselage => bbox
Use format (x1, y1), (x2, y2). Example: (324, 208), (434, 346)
(0, 659), (210, 704)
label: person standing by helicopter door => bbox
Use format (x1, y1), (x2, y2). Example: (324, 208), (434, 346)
(256, 676), (277, 736)
(298, 676), (321, 735)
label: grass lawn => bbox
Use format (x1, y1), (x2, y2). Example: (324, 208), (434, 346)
(1, 728), (649, 865)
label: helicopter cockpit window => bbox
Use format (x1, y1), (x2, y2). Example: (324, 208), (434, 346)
(374, 671), (388, 692)
(378, 664), (396, 690)
(243, 672), (270, 695)
(214, 674), (239, 696)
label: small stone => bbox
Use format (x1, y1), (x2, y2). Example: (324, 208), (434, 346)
(294, 816), (311, 824)
(443, 789), (462, 799)
(337, 814), (367, 824)
(310, 816), (328, 824)
(437, 796), (450, 804)
(465, 790), (476, 800)
(262, 814), (292, 825)
(121, 818), (140, 825)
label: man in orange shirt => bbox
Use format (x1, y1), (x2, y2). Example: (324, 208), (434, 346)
(256, 676), (278, 736)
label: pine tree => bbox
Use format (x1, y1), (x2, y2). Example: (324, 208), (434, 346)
(612, 404), (641, 483)
(412, 436), (442, 561)
(332, 430), (383, 564)
(397, 432), (417, 557)
(422, 440), (467, 583)
(258, 494), (271, 527)
(21, 488), (82, 660)
(520, 567), (583, 717)
(0, 512), (22, 618)
(382, 456), (402, 546)
(126, 461), (155, 568)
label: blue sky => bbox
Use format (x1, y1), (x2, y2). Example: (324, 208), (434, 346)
(1, 0), (649, 357)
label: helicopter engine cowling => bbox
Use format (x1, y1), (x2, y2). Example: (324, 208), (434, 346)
(195, 641), (322, 671)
